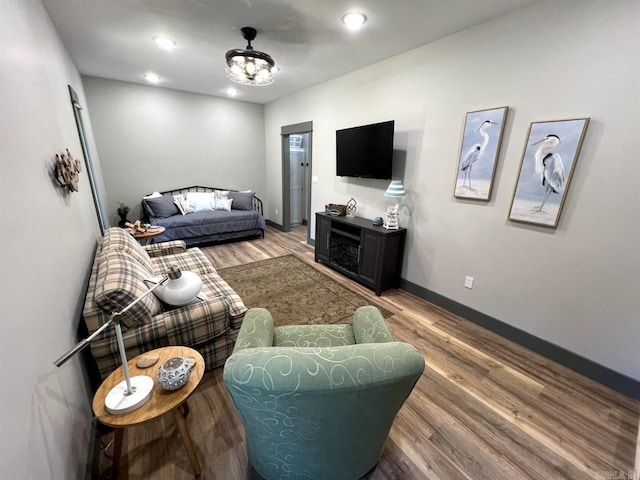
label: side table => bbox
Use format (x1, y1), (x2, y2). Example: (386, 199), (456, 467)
(130, 226), (165, 245)
(92, 346), (204, 476)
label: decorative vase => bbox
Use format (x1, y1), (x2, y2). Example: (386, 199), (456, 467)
(157, 357), (192, 391)
(118, 212), (129, 228)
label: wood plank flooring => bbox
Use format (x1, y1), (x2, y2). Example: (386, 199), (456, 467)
(97, 225), (639, 480)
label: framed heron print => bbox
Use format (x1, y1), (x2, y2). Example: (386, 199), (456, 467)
(508, 118), (589, 228)
(454, 106), (508, 201)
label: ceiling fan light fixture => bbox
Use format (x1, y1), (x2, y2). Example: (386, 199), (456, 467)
(225, 27), (275, 86)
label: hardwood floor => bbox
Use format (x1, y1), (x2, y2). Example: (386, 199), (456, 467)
(97, 225), (639, 479)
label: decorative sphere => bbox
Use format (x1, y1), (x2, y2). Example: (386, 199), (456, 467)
(157, 356), (192, 390)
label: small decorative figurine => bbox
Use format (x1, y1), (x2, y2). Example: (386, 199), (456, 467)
(55, 149), (82, 192)
(384, 205), (399, 230)
(157, 356), (192, 390)
(346, 197), (357, 217)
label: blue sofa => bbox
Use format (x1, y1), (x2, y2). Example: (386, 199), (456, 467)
(141, 186), (266, 247)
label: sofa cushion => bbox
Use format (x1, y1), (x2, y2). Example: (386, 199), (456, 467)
(83, 247), (110, 335)
(94, 251), (163, 326)
(100, 227), (153, 272)
(274, 324), (355, 347)
(143, 193), (181, 218)
(214, 198), (233, 211)
(154, 272), (246, 340)
(143, 240), (186, 258)
(160, 276), (233, 343)
(228, 191), (254, 210)
(200, 272), (247, 320)
(173, 194), (195, 215)
(150, 248), (216, 277)
(186, 191), (216, 212)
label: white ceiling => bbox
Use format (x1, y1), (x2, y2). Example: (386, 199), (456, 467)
(42, 0), (538, 104)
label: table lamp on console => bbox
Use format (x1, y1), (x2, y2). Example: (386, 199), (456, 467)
(54, 266), (202, 415)
(383, 180), (406, 230)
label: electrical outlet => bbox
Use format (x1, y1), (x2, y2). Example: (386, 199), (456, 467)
(275, 208), (278, 215)
(464, 276), (474, 289)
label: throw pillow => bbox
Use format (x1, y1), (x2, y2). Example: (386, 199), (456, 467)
(99, 227), (154, 272)
(94, 251), (163, 327)
(228, 191), (254, 210)
(214, 198), (233, 211)
(173, 194), (194, 215)
(186, 192), (215, 212)
(214, 190), (230, 200)
(144, 193), (180, 218)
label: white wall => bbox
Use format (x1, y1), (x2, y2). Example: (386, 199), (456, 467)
(83, 77), (267, 223)
(0, 0), (107, 478)
(265, 1), (640, 380)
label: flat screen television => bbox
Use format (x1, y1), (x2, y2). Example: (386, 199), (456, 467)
(336, 120), (394, 179)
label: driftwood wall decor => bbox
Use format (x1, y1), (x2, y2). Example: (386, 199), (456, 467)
(55, 148), (82, 192)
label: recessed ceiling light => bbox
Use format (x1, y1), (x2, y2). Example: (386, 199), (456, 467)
(144, 73), (161, 84)
(342, 12), (367, 31)
(153, 36), (176, 50)
(226, 87), (239, 97)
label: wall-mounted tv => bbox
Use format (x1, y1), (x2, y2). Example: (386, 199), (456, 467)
(336, 120), (394, 179)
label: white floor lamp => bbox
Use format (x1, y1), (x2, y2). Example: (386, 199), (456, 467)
(54, 266), (202, 414)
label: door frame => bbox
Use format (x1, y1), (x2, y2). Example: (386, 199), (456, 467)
(68, 85), (108, 233)
(281, 121), (313, 243)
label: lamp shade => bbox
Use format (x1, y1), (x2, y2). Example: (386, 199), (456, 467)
(154, 267), (202, 306)
(384, 180), (406, 198)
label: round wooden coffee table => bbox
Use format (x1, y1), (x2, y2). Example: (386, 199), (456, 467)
(93, 346), (204, 476)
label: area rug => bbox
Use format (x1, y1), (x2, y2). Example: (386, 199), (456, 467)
(217, 255), (394, 326)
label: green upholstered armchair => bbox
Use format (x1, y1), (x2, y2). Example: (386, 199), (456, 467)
(223, 306), (425, 480)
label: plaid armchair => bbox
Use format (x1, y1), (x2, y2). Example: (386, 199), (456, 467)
(83, 227), (246, 378)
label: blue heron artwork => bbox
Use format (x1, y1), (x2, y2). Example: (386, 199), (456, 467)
(454, 106), (508, 201)
(509, 118), (589, 228)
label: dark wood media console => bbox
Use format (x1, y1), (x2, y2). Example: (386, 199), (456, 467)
(314, 212), (406, 296)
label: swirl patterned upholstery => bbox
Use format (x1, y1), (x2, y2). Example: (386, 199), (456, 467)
(224, 306), (425, 480)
